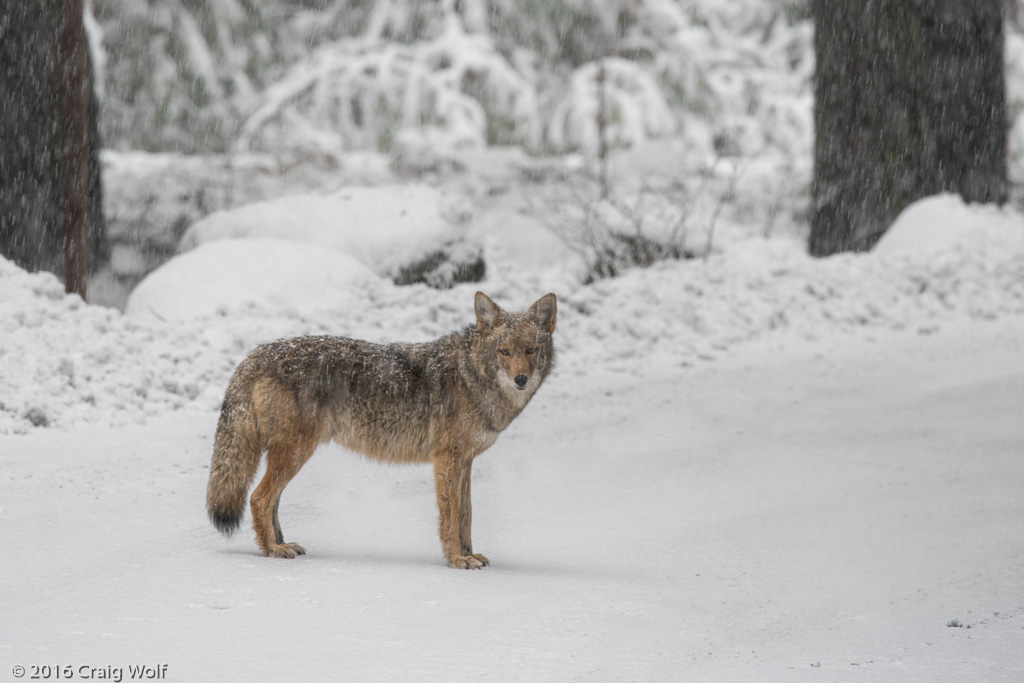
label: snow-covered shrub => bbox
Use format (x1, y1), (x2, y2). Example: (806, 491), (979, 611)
(547, 58), (676, 155)
(94, 0), (292, 152)
(236, 13), (540, 155)
(545, 191), (695, 282)
(538, 160), (743, 282)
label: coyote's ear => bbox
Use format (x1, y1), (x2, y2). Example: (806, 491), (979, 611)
(475, 291), (502, 332)
(529, 293), (557, 333)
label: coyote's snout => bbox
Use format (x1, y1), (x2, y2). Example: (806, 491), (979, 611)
(206, 292), (557, 568)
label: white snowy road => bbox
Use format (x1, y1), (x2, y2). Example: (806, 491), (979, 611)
(3, 320), (1023, 682)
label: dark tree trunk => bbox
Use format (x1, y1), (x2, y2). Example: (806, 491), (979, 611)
(0, 0), (107, 290)
(58, 0), (91, 299)
(921, 2), (1007, 205)
(810, 0), (1007, 257)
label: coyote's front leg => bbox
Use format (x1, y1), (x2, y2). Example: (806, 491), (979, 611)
(433, 450), (488, 569)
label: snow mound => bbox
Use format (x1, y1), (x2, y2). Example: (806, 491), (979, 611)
(179, 185), (474, 281)
(875, 194), (1024, 255)
(125, 238), (380, 324)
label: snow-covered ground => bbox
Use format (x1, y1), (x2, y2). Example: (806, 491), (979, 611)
(2, 314), (1022, 681)
(6, 1), (1023, 678)
(2, 183), (1024, 680)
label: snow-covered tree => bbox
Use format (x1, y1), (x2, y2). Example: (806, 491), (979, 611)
(94, 0), (291, 152)
(90, 0), (813, 159)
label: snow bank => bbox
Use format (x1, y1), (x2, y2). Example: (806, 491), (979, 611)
(0, 257), (229, 434)
(564, 232), (1024, 370)
(4, 194), (1024, 434)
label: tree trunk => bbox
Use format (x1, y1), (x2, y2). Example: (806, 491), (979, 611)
(810, 0), (1006, 257)
(921, 1), (1007, 205)
(58, 0), (91, 299)
(0, 0), (107, 289)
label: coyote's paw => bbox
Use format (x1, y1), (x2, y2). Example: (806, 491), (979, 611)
(448, 553), (490, 569)
(265, 542), (306, 559)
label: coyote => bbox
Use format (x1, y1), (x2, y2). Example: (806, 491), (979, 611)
(206, 292), (557, 568)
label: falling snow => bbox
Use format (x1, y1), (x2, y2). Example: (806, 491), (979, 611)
(3, 2), (1024, 681)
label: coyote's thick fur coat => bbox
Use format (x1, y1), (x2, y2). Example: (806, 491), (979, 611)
(206, 292), (556, 568)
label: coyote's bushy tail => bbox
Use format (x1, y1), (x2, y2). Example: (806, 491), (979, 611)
(206, 395), (262, 536)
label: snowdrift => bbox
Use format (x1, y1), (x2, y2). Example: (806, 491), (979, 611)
(3, 194), (1023, 434)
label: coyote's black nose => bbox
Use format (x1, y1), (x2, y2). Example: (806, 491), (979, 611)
(514, 374), (528, 389)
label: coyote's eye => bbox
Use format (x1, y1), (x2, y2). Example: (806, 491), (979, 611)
(525, 347), (537, 355)
(499, 349), (510, 356)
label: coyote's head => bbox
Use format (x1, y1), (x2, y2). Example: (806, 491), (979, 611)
(473, 291), (557, 397)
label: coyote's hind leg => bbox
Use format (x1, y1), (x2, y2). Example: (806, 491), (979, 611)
(251, 436), (316, 558)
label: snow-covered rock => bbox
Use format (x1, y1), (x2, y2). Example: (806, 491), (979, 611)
(179, 185), (483, 288)
(125, 238), (380, 324)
